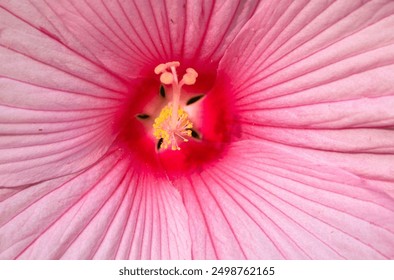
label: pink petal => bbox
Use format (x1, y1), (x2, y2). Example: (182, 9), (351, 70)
(0, 149), (190, 259)
(218, 0), (394, 127)
(177, 140), (394, 259)
(240, 126), (394, 196)
(0, 3), (128, 93)
(215, 1), (394, 198)
(0, 0), (261, 187)
(0, 5), (130, 187)
(0, 0), (260, 79)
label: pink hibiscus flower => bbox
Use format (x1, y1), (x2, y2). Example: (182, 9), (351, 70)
(1, 0), (394, 259)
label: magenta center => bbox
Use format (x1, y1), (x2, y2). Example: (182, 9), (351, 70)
(115, 62), (236, 177)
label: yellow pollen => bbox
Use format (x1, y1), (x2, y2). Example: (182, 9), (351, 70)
(153, 104), (193, 150)
(153, 61), (198, 151)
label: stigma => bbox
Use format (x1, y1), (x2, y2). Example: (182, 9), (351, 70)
(153, 61), (198, 151)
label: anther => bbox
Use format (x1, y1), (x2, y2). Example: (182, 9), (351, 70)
(153, 61), (199, 151)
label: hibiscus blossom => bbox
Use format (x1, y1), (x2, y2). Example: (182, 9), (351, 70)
(1, 0), (394, 260)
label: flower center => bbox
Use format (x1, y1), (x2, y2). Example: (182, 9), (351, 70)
(116, 60), (233, 176)
(153, 104), (193, 150)
(153, 61), (198, 151)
